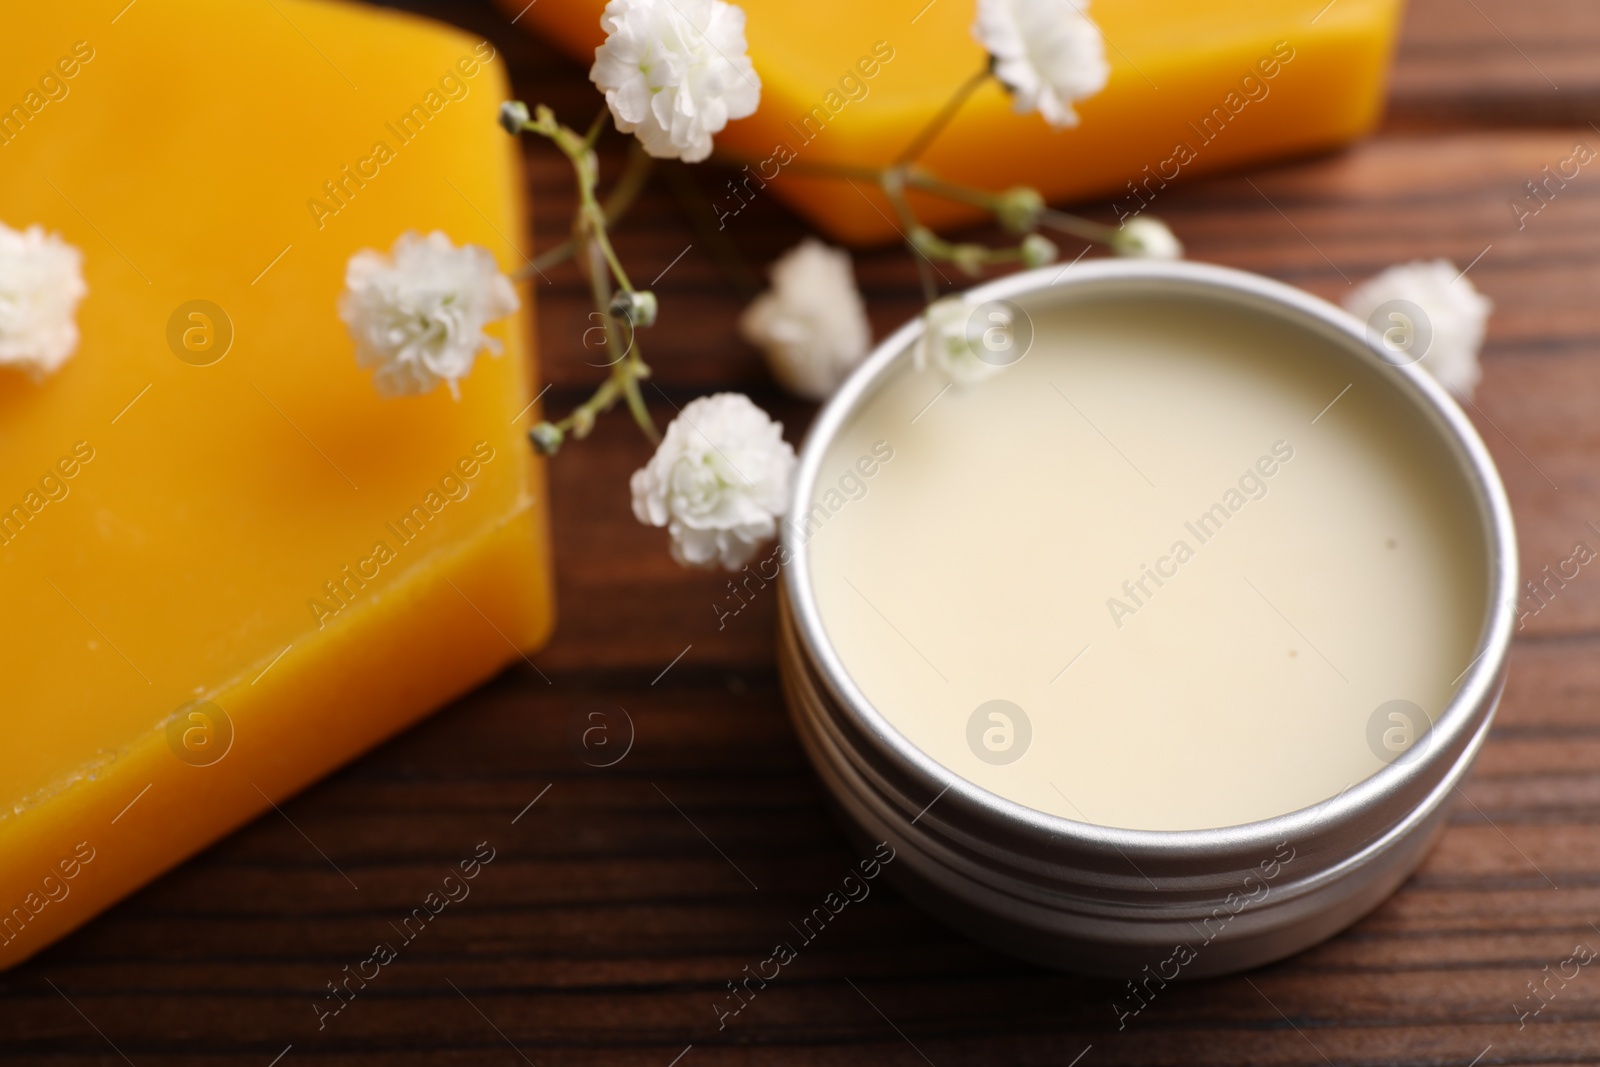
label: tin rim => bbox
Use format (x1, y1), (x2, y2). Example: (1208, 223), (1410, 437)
(782, 258), (1518, 860)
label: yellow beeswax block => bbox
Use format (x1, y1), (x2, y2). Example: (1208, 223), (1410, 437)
(508, 0), (1401, 244)
(0, 0), (552, 968)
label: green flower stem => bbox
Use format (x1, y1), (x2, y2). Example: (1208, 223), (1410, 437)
(878, 167), (916, 229)
(1038, 208), (1121, 245)
(913, 230), (1041, 274)
(518, 106), (636, 294)
(902, 170), (1007, 212)
(880, 169), (1053, 278)
(522, 240), (575, 277)
(581, 191), (636, 295)
(515, 106), (660, 446)
(560, 239), (659, 444)
(520, 142), (654, 279)
(896, 64), (991, 166)
(583, 105), (610, 148)
(512, 51), (1137, 458)
(878, 169), (939, 304)
(619, 366), (655, 440)
(554, 373), (623, 438)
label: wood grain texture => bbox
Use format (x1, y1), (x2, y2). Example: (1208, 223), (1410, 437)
(1391, 0), (1600, 126)
(4, 1), (1600, 1064)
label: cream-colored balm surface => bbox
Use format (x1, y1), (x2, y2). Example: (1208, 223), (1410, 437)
(806, 294), (1489, 831)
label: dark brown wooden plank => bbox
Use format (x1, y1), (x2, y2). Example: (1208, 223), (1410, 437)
(7, 652), (1600, 1064)
(1391, 0), (1600, 125)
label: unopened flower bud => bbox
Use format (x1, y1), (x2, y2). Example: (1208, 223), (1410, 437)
(1020, 233), (1058, 268)
(610, 289), (659, 328)
(1111, 216), (1183, 260)
(951, 244), (987, 276)
(529, 422), (564, 456)
(996, 186), (1046, 233)
(499, 101), (531, 135)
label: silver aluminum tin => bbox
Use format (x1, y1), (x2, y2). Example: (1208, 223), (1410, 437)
(778, 259), (1517, 978)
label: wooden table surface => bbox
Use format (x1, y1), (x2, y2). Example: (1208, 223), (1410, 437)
(7, 1), (1600, 1063)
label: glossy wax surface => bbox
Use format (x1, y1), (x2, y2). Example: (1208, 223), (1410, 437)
(0, 0), (551, 968)
(510, 0), (1401, 244)
(807, 293), (1488, 831)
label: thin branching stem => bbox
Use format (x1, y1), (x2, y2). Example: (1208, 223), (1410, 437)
(511, 57), (1136, 454)
(557, 240), (659, 443)
(520, 143), (655, 279)
(1038, 208), (1120, 245)
(584, 106), (610, 148)
(517, 108), (659, 445)
(896, 65), (992, 166)
(903, 171), (1007, 213)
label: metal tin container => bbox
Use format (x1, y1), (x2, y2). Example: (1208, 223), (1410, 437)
(777, 259), (1516, 978)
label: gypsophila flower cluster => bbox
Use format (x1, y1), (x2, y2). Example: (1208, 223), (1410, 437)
(367, 0), (1183, 572)
(973, 0), (1110, 129)
(740, 239), (872, 401)
(630, 393), (796, 570)
(1112, 217), (1183, 260)
(590, 0), (762, 163)
(916, 296), (1008, 387)
(1344, 259), (1491, 398)
(0, 221), (87, 379)
(339, 231), (518, 399)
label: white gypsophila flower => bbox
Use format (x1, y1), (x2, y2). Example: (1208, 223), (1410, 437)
(1343, 259), (1492, 398)
(630, 392), (796, 570)
(739, 239), (872, 401)
(1112, 216), (1183, 260)
(0, 221), (87, 379)
(340, 231), (519, 399)
(972, 0), (1110, 130)
(590, 0), (761, 164)
(916, 295), (1009, 387)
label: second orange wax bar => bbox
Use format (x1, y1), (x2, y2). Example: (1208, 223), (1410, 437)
(0, 0), (551, 968)
(509, 0), (1403, 245)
